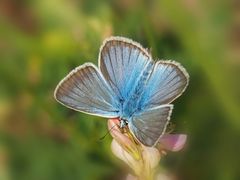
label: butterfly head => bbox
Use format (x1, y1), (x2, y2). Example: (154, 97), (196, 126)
(119, 118), (128, 128)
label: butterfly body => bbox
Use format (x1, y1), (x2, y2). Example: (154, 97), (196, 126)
(120, 61), (154, 119)
(54, 36), (189, 147)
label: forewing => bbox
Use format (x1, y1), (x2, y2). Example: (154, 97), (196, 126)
(99, 36), (153, 100)
(140, 61), (189, 109)
(54, 63), (119, 118)
(129, 105), (173, 147)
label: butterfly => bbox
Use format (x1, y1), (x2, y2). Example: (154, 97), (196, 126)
(54, 36), (189, 147)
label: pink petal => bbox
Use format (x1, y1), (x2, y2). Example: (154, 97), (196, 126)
(159, 134), (187, 152)
(108, 119), (140, 160)
(108, 119), (134, 149)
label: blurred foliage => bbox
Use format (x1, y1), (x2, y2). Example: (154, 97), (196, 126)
(1, 0), (240, 180)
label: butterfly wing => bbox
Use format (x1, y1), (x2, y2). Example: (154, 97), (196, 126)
(129, 104), (173, 147)
(139, 61), (189, 109)
(99, 36), (153, 101)
(129, 61), (188, 146)
(54, 63), (119, 118)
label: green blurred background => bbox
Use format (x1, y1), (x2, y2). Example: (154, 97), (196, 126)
(1, 0), (240, 180)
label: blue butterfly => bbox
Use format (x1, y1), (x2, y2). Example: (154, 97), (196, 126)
(54, 36), (189, 147)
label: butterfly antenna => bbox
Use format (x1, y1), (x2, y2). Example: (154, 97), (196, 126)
(99, 124), (117, 141)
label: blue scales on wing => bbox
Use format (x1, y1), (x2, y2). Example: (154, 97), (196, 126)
(139, 61), (189, 110)
(54, 63), (119, 118)
(99, 37), (154, 117)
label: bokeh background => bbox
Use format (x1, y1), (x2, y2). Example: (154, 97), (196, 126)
(1, 0), (240, 180)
